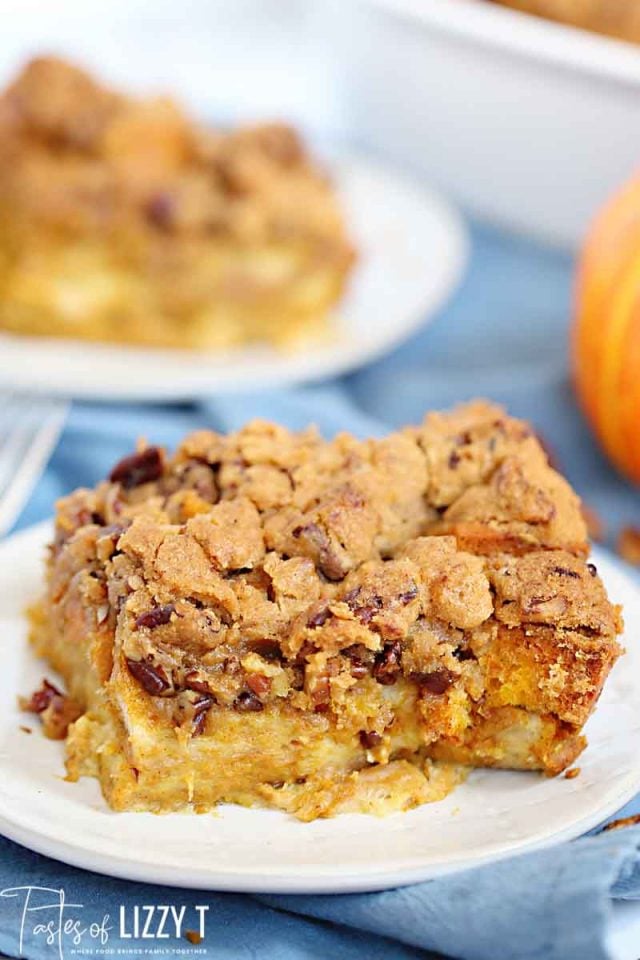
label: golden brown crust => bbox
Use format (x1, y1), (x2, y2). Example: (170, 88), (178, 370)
(28, 401), (623, 818)
(0, 57), (355, 348)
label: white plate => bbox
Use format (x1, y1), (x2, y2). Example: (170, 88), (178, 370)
(1, 522), (639, 894)
(0, 156), (467, 402)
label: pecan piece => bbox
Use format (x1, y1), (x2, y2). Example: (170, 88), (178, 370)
(246, 673), (271, 697)
(354, 599), (384, 625)
(419, 668), (454, 696)
(307, 606), (331, 629)
(135, 604), (175, 629)
(126, 658), (171, 696)
(19, 680), (82, 740)
(109, 447), (164, 489)
(344, 644), (374, 680)
(192, 693), (216, 737)
(184, 672), (213, 695)
(348, 658), (369, 680)
(234, 690), (264, 712)
(359, 730), (382, 749)
(343, 587), (361, 605)
(19, 679), (61, 714)
(292, 522), (347, 581)
(373, 641), (402, 685)
(247, 640), (282, 661)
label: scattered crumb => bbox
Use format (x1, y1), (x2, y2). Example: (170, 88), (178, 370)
(19, 678), (83, 740)
(564, 767), (580, 780)
(581, 504), (604, 543)
(603, 813), (640, 833)
(19, 725), (32, 734)
(185, 931), (202, 945)
(617, 526), (640, 566)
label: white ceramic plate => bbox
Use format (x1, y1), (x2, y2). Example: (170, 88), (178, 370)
(0, 155), (467, 402)
(1, 522), (639, 894)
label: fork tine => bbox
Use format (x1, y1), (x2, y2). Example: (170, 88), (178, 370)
(0, 394), (29, 459)
(0, 397), (42, 487)
(0, 393), (68, 537)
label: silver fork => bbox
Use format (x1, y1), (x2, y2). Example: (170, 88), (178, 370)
(0, 393), (68, 537)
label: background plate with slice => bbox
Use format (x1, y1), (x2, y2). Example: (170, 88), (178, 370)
(0, 522), (639, 893)
(0, 155), (467, 402)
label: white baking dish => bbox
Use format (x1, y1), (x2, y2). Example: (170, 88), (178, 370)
(329, 0), (640, 248)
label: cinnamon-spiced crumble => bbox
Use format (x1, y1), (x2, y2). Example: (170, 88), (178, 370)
(26, 402), (623, 819)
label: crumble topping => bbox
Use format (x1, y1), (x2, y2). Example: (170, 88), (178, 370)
(47, 402), (620, 742)
(488, 551), (619, 635)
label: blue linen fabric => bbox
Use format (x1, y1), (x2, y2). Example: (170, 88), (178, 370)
(3, 222), (640, 960)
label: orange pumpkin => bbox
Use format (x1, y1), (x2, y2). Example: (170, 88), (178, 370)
(573, 174), (640, 484)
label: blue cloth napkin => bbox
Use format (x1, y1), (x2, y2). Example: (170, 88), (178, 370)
(3, 222), (640, 960)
